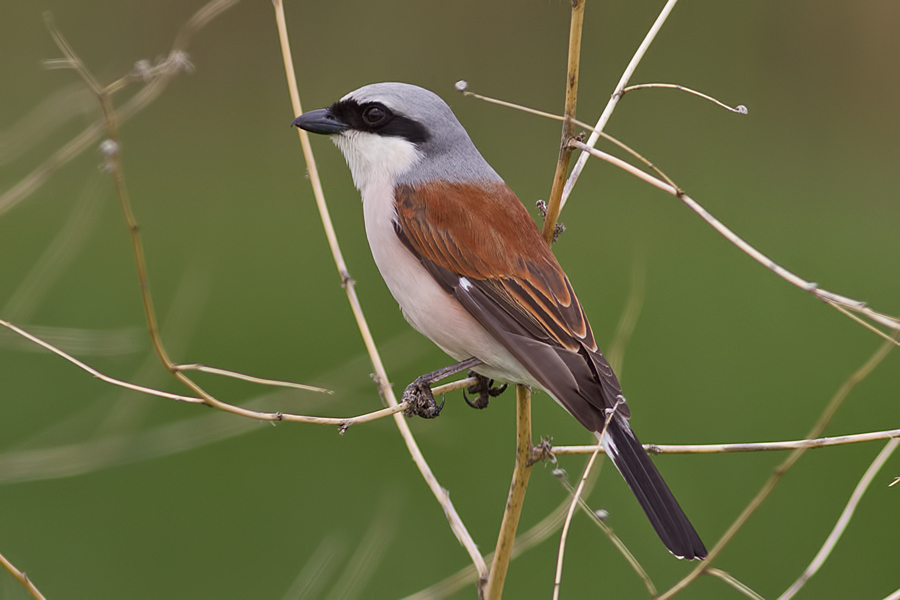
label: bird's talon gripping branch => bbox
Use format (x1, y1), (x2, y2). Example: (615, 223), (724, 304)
(463, 371), (507, 410)
(402, 377), (444, 419)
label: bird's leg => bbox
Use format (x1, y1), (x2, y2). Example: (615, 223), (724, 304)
(463, 371), (508, 410)
(403, 357), (482, 419)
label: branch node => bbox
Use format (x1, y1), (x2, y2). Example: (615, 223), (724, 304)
(340, 270), (354, 288)
(166, 50), (194, 74)
(552, 222), (566, 243)
(99, 139), (119, 156)
(476, 575), (488, 599)
(529, 436), (557, 467)
(134, 59), (154, 82)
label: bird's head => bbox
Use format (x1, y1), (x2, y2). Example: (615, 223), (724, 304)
(292, 82), (501, 193)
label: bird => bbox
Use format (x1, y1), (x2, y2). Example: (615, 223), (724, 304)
(292, 82), (707, 560)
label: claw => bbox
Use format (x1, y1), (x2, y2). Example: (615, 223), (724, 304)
(463, 371), (508, 410)
(488, 382), (508, 397)
(463, 387), (489, 409)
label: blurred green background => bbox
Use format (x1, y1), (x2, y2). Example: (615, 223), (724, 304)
(1, 1), (898, 598)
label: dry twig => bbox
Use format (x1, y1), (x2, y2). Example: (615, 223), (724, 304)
(272, 0), (488, 579)
(706, 568), (765, 600)
(551, 428), (900, 455)
(0, 0), (240, 217)
(778, 438), (900, 600)
(658, 335), (896, 599)
(483, 386), (534, 600)
(0, 318), (415, 429)
(540, 0), (585, 244)
(560, 0), (680, 209)
(569, 140), (900, 340)
(0, 551), (45, 600)
(552, 398), (625, 600)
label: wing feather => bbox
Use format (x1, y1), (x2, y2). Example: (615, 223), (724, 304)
(393, 181), (630, 426)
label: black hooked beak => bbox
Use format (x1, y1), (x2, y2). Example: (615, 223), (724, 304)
(291, 108), (349, 135)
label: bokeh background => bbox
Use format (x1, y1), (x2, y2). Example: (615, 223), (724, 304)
(1, 1), (898, 598)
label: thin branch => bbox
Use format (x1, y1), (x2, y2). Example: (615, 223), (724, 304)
(431, 376), (479, 397)
(272, 0), (487, 579)
(829, 301), (900, 345)
(569, 140), (900, 337)
(43, 9), (411, 431)
(552, 427), (900, 455)
(541, 0), (585, 243)
(44, 15), (173, 373)
(706, 568), (765, 600)
(659, 336), (896, 599)
(457, 89), (898, 341)
(486, 2), (586, 592)
(620, 83), (748, 114)
(561, 0), (679, 210)
(1, 318), (202, 405)
(0, 551), (46, 600)
(0, 0), (239, 217)
(176, 363), (330, 394)
(552, 399), (624, 600)
(459, 85), (683, 197)
(0, 317), (410, 428)
(401, 476), (573, 600)
(778, 438), (900, 600)
(43, 15), (226, 420)
(552, 445), (602, 600)
(483, 386), (534, 600)
(556, 470), (657, 596)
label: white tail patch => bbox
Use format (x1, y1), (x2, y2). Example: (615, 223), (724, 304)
(597, 429), (618, 461)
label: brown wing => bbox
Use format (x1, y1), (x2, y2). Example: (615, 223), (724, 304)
(393, 181), (629, 431)
(394, 182), (711, 562)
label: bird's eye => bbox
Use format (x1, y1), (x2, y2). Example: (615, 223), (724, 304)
(362, 105), (388, 126)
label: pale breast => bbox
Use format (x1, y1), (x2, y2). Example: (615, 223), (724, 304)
(360, 181), (533, 385)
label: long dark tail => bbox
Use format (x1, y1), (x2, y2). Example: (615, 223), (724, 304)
(598, 415), (707, 560)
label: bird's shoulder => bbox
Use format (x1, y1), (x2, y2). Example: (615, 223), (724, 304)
(393, 180), (554, 278)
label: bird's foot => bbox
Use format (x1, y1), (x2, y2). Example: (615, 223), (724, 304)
(462, 371), (507, 410)
(402, 376), (445, 419)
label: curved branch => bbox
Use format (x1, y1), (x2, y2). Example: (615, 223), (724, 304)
(272, 0), (487, 579)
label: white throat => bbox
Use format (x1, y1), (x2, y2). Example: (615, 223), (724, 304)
(332, 131), (423, 197)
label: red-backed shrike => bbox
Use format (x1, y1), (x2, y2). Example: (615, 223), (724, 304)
(293, 82), (706, 560)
